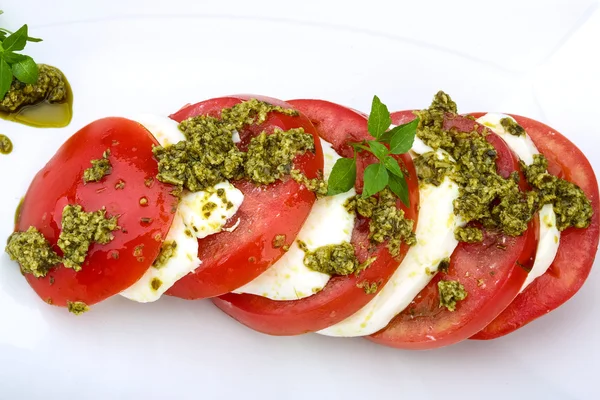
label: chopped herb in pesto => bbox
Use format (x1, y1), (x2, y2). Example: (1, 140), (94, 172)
(245, 128), (315, 185)
(438, 280), (467, 312)
(202, 201), (217, 218)
(57, 205), (119, 271)
(151, 278), (163, 291)
(291, 169), (328, 197)
(83, 151), (112, 183)
(153, 241), (177, 269)
(272, 234), (286, 249)
(437, 257), (450, 273)
(302, 242), (361, 276)
(0, 65), (68, 113)
(413, 151), (454, 186)
(153, 99), (314, 192)
(416, 91), (538, 241)
(67, 301), (89, 315)
(454, 226), (484, 243)
(523, 154), (593, 231)
(346, 188), (416, 256)
(500, 117), (525, 136)
(5, 227), (61, 277)
(0, 134), (13, 154)
(357, 280), (379, 294)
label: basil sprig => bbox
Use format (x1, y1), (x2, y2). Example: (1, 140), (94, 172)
(327, 95), (418, 205)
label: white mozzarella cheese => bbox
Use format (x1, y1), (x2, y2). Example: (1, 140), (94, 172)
(234, 139), (356, 300)
(476, 113), (560, 291)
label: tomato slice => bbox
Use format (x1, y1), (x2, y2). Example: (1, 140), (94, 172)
(213, 100), (419, 335)
(367, 111), (537, 350)
(16, 117), (178, 307)
(470, 114), (600, 340)
(166, 95), (323, 299)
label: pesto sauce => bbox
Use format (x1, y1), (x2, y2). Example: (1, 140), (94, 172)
(0, 64), (73, 128)
(291, 169), (328, 197)
(57, 205), (119, 271)
(301, 241), (361, 276)
(153, 99), (314, 192)
(438, 280), (467, 312)
(67, 301), (89, 315)
(346, 189), (416, 256)
(152, 241), (177, 269)
(0, 134), (13, 154)
(357, 280), (379, 294)
(417, 91), (537, 241)
(523, 154), (593, 231)
(5, 227), (61, 277)
(413, 151), (454, 186)
(83, 153), (112, 183)
(454, 226), (484, 243)
(500, 117), (525, 136)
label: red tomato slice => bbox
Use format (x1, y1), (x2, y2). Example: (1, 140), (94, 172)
(367, 111), (537, 350)
(166, 95), (323, 299)
(470, 114), (600, 340)
(16, 117), (178, 307)
(213, 99), (419, 335)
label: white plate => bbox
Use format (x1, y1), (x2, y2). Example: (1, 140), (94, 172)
(1, 1), (599, 399)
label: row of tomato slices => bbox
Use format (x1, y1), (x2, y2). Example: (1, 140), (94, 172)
(15, 95), (599, 350)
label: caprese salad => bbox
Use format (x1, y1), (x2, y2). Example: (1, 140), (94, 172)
(5, 91), (598, 350)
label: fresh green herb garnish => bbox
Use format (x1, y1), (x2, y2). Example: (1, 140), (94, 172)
(327, 95), (418, 204)
(0, 12), (43, 99)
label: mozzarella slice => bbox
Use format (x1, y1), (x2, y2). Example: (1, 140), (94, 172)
(319, 141), (463, 336)
(121, 115), (244, 302)
(476, 113), (560, 291)
(234, 139), (355, 300)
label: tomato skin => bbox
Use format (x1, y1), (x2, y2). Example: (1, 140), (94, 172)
(367, 112), (536, 350)
(166, 95), (323, 299)
(16, 117), (178, 307)
(470, 114), (600, 340)
(213, 100), (419, 335)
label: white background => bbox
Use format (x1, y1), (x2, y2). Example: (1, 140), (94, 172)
(1, 0), (599, 399)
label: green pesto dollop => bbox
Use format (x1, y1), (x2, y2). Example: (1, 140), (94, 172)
(245, 128), (315, 185)
(416, 91), (537, 241)
(83, 150), (112, 183)
(272, 234), (286, 249)
(152, 241), (177, 269)
(357, 280), (379, 294)
(0, 64), (68, 113)
(454, 226), (484, 243)
(291, 169), (328, 197)
(413, 151), (454, 187)
(5, 227), (61, 277)
(0, 134), (13, 154)
(523, 154), (593, 231)
(500, 117), (526, 136)
(301, 241), (361, 275)
(153, 99), (312, 192)
(57, 205), (119, 271)
(67, 301), (89, 315)
(346, 188), (416, 256)
(151, 278), (163, 291)
(438, 280), (468, 312)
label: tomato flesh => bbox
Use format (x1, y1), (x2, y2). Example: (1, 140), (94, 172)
(16, 117), (178, 307)
(367, 111), (536, 350)
(471, 114), (600, 339)
(166, 95), (323, 299)
(213, 100), (419, 335)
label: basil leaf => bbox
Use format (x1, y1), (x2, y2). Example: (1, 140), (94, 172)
(388, 174), (410, 206)
(383, 156), (403, 178)
(367, 140), (388, 161)
(0, 31), (6, 42)
(389, 118), (419, 154)
(0, 58), (13, 99)
(26, 35), (42, 43)
(327, 157), (356, 196)
(11, 55), (37, 84)
(2, 52), (26, 64)
(362, 163), (389, 198)
(2, 24), (28, 52)
(367, 95), (391, 139)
